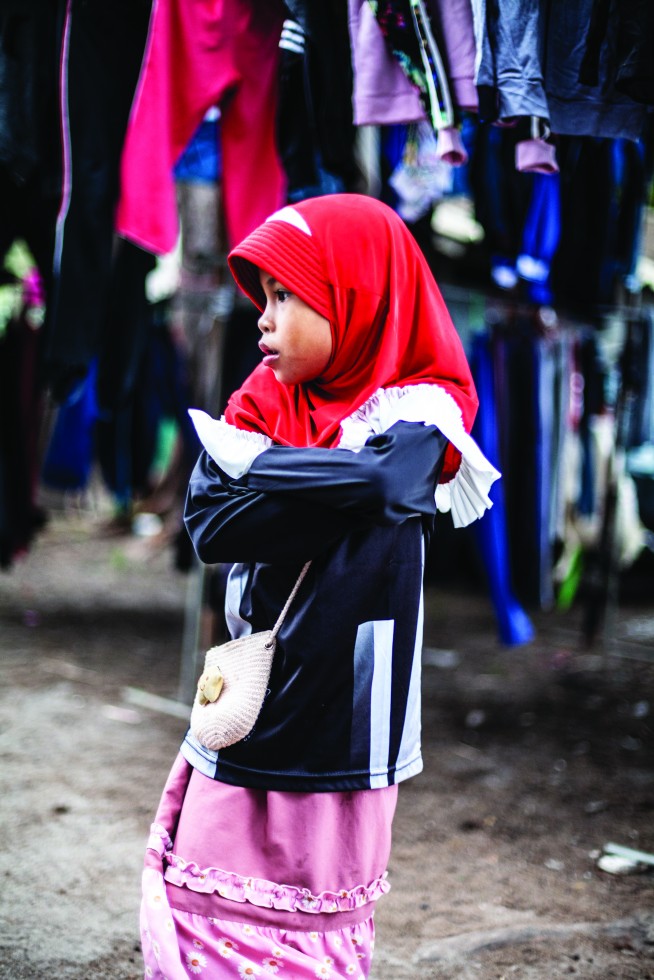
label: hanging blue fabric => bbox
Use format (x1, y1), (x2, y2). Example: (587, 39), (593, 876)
(517, 171), (561, 305)
(174, 109), (221, 183)
(534, 337), (557, 608)
(470, 332), (535, 646)
(380, 124), (410, 211)
(610, 137), (647, 289)
(42, 361), (99, 491)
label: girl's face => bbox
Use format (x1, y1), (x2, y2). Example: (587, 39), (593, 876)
(257, 269), (333, 386)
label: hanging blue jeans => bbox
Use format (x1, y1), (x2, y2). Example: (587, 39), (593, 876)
(470, 331), (535, 645)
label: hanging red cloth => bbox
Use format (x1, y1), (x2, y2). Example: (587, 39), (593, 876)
(116, 0), (286, 254)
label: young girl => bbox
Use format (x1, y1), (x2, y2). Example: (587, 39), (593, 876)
(141, 194), (499, 978)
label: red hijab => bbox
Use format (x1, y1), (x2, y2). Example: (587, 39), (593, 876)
(226, 194), (477, 472)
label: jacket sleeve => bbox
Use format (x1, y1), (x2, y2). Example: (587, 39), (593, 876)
(245, 422), (447, 522)
(184, 451), (353, 564)
(184, 422), (447, 564)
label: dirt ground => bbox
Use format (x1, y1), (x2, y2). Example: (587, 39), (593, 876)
(1, 506), (654, 980)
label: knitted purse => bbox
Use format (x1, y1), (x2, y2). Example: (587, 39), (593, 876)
(190, 561), (312, 751)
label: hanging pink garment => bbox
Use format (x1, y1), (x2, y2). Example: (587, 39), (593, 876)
(348, 0), (425, 125)
(431, 0), (479, 112)
(116, 0), (286, 255)
(515, 138), (559, 174)
(436, 125), (468, 165)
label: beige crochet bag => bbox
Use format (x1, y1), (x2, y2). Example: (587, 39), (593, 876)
(190, 561), (312, 751)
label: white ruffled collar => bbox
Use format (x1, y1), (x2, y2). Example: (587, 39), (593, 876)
(339, 385), (500, 526)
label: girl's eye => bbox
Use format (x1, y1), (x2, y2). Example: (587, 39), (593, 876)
(275, 289), (291, 303)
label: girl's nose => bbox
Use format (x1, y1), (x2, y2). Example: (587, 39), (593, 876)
(258, 308), (273, 333)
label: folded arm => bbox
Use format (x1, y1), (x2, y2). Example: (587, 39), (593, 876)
(184, 422), (447, 565)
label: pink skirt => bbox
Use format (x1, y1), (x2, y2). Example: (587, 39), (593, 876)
(140, 756), (397, 978)
(141, 874), (374, 978)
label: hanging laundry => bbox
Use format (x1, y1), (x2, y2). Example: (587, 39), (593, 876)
(515, 117), (559, 176)
(350, 0), (474, 168)
(469, 331), (535, 641)
(348, 0), (426, 126)
(45, 0), (153, 400)
(429, 0), (478, 113)
(173, 109), (221, 185)
(41, 364), (98, 492)
(579, 0), (654, 108)
(96, 298), (199, 516)
(369, 0), (454, 131)
(471, 0), (549, 124)
(517, 171), (561, 305)
(0, 245), (47, 568)
(116, 0), (286, 255)
(0, 3), (63, 310)
(276, 2), (360, 202)
(551, 136), (649, 310)
(364, 0), (467, 166)
(544, 0), (649, 141)
(389, 121), (454, 222)
(468, 123), (534, 291)
(0, 1), (63, 192)
(470, 0), (559, 174)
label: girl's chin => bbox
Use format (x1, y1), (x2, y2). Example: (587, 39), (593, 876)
(265, 361), (318, 386)
(266, 364), (289, 384)
(269, 368), (302, 386)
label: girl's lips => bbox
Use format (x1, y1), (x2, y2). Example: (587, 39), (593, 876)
(259, 341), (279, 367)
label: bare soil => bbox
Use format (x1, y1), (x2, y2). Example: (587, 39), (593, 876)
(1, 509), (653, 979)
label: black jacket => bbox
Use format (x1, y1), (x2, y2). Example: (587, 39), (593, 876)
(182, 421), (447, 792)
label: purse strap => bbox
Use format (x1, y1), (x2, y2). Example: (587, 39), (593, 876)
(269, 560), (312, 640)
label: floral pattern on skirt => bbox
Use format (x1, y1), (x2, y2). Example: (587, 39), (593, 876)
(141, 867), (374, 979)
